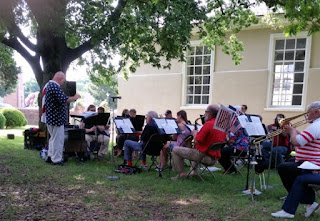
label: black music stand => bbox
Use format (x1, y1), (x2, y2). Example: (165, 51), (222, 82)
(131, 115), (145, 132)
(106, 97), (121, 181)
(236, 114), (266, 200)
(84, 113), (110, 126)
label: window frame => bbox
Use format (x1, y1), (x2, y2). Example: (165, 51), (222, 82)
(265, 32), (312, 111)
(181, 40), (215, 109)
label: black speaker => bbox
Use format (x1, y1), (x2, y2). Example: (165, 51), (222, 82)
(66, 81), (76, 96)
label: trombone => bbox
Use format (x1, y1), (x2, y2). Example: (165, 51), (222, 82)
(252, 110), (311, 145)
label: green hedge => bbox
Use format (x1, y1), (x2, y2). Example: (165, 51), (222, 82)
(1, 109), (27, 128)
(0, 112), (6, 129)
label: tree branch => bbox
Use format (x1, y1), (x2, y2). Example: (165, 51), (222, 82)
(65, 0), (128, 64)
(9, 22), (38, 52)
(2, 36), (42, 75)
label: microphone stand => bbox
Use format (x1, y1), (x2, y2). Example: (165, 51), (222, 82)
(106, 96), (120, 181)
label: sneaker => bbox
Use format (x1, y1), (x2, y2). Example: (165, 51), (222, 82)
(140, 165), (149, 170)
(51, 161), (66, 166)
(155, 168), (163, 172)
(279, 196), (287, 200)
(271, 210), (294, 218)
(305, 202), (319, 218)
(45, 156), (52, 164)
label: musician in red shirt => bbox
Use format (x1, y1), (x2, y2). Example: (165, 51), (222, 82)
(171, 104), (226, 180)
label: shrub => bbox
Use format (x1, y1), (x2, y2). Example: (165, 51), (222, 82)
(1, 109), (28, 128)
(0, 112), (6, 129)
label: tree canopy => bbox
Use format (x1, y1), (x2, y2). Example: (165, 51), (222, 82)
(0, 0), (319, 91)
(0, 45), (20, 97)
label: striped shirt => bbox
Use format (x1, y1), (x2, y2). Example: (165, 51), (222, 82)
(295, 118), (320, 166)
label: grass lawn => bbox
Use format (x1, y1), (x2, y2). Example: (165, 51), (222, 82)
(0, 129), (318, 220)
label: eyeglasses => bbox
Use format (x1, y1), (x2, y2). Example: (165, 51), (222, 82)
(205, 110), (210, 113)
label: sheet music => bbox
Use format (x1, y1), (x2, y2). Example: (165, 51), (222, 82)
(197, 125), (203, 132)
(186, 124), (202, 132)
(237, 115), (265, 136)
(114, 119), (124, 127)
(167, 119), (178, 129)
(71, 111), (97, 119)
(154, 118), (166, 129)
(123, 118), (134, 128)
(298, 161), (320, 170)
(114, 118), (135, 133)
(162, 124), (176, 134)
(121, 124), (132, 133)
(186, 124), (195, 131)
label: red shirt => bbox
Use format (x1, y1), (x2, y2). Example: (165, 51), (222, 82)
(267, 123), (290, 148)
(195, 118), (226, 159)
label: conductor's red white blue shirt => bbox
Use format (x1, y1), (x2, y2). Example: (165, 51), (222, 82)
(295, 118), (320, 166)
(41, 80), (68, 126)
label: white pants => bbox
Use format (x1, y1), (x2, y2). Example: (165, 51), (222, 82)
(47, 125), (65, 163)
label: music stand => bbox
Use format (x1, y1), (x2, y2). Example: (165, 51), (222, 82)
(131, 115), (145, 132)
(106, 98), (121, 181)
(236, 114), (266, 200)
(153, 118), (181, 135)
(84, 113), (110, 126)
(114, 117), (136, 134)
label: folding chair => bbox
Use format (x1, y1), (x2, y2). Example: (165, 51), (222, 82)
(188, 142), (227, 181)
(306, 184), (320, 220)
(224, 149), (249, 176)
(135, 133), (167, 177)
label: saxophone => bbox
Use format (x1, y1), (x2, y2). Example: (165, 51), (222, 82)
(194, 117), (204, 131)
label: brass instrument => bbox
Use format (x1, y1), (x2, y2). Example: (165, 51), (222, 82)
(252, 110), (311, 145)
(194, 117), (203, 131)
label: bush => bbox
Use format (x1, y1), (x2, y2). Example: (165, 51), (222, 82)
(0, 112), (6, 129)
(1, 109), (28, 128)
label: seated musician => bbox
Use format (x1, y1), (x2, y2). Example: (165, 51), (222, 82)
(272, 101), (320, 218)
(115, 108), (142, 157)
(121, 108), (129, 117)
(164, 110), (173, 118)
(123, 111), (159, 168)
(272, 171), (320, 219)
(241, 104), (248, 114)
(262, 114), (291, 168)
(218, 128), (249, 174)
(171, 104), (226, 180)
(81, 105), (110, 159)
(158, 110), (192, 170)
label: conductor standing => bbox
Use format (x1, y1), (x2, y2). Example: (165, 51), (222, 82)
(41, 71), (80, 165)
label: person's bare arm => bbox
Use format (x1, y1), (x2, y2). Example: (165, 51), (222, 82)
(67, 94), (81, 103)
(284, 125), (300, 146)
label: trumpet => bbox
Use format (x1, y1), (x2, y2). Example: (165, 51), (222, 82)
(252, 110), (311, 145)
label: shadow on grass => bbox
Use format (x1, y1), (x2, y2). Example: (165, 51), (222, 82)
(0, 136), (319, 220)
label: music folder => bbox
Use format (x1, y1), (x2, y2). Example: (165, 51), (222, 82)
(153, 118), (181, 135)
(114, 117), (136, 134)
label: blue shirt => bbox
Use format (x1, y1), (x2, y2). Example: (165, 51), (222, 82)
(44, 80), (69, 126)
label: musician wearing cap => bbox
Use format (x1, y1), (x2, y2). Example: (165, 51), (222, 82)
(272, 101), (320, 218)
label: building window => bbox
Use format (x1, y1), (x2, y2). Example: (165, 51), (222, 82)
(268, 33), (311, 108)
(185, 45), (212, 105)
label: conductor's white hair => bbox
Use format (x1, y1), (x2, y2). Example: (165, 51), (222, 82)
(147, 111), (158, 119)
(308, 101), (320, 110)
